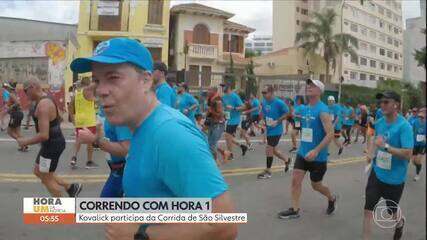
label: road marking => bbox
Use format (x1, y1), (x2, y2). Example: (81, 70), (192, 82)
(0, 157), (366, 183)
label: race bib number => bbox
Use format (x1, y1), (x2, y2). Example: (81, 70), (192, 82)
(331, 115), (335, 122)
(266, 117), (274, 127)
(295, 121), (301, 128)
(224, 111), (230, 120)
(301, 128), (313, 142)
(242, 115), (247, 121)
(345, 117), (349, 121)
(376, 150), (392, 170)
(39, 156), (52, 173)
(416, 134), (425, 142)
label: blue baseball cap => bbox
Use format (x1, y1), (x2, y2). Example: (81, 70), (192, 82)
(70, 38), (153, 73)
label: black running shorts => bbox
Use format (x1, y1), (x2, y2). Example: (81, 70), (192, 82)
(294, 154), (327, 182)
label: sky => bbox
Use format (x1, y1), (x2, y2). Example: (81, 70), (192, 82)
(0, 0), (422, 36)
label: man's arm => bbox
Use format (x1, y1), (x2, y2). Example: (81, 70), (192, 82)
(146, 192), (237, 240)
(313, 112), (334, 153)
(18, 100), (51, 146)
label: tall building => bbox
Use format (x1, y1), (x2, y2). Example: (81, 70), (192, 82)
(273, 0), (404, 88)
(77, 0), (170, 63)
(245, 35), (273, 55)
(403, 0), (426, 86)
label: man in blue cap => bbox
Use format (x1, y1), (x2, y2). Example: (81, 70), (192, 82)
(70, 38), (237, 240)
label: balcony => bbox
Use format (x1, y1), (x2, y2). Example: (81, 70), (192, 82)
(188, 43), (217, 59)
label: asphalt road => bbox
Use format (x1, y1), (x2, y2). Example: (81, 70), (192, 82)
(0, 128), (425, 240)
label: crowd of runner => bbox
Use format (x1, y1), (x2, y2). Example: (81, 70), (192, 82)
(0, 37), (425, 240)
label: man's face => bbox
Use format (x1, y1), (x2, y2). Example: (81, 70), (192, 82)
(379, 97), (397, 115)
(306, 82), (320, 97)
(93, 63), (151, 126)
(152, 70), (163, 85)
(419, 109), (426, 120)
(262, 88), (273, 100)
(328, 100), (334, 106)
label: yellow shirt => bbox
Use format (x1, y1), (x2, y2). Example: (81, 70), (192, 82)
(74, 89), (96, 128)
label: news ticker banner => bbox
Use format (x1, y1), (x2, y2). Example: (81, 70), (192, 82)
(23, 198), (247, 224)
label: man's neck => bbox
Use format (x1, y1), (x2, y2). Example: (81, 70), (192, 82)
(385, 112), (398, 123)
(308, 96), (320, 106)
(130, 93), (159, 131)
(156, 79), (165, 88)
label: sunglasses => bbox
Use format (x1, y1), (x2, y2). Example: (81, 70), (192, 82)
(379, 99), (391, 105)
(261, 91), (268, 95)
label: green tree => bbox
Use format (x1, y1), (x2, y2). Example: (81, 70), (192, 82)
(295, 9), (358, 83)
(224, 54), (236, 88)
(245, 49), (261, 58)
(245, 59), (257, 97)
(414, 29), (426, 69)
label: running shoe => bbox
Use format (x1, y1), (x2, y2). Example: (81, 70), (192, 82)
(67, 183), (83, 197)
(85, 161), (99, 169)
(326, 194), (338, 215)
(289, 147), (297, 153)
(257, 170), (272, 179)
(338, 147), (343, 155)
(248, 143), (255, 151)
(414, 174), (421, 181)
(70, 156), (77, 169)
(278, 208), (300, 219)
(393, 217), (405, 240)
(284, 158), (291, 173)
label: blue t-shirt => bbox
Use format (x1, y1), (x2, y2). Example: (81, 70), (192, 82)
(412, 117), (426, 147)
(262, 97), (289, 136)
(375, 108), (383, 120)
(123, 104), (228, 197)
(2, 89), (10, 102)
(294, 104), (305, 124)
(156, 82), (177, 108)
(344, 106), (355, 126)
(297, 101), (330, 162)
(355, 107), (361, 117)
(176, 92), (199, 123)
(250, 98), (260, 117)
(329, 104), (343, 130)
(222, 92), (243, 126)
(373, 115), (414, 185)
(103, 120), (132, 163)
(408, 115), (418, 126)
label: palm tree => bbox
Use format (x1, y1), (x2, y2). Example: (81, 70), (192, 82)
(296, 9), (358, 83)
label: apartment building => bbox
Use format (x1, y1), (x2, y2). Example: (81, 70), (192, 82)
(273, 0), (404, 88)
(245, 35), (273, 55)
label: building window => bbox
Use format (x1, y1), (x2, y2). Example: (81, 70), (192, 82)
(394, 53), (399, 60)
(147, 0), (164, 25)
(301, 8), (308, 15)
(387, 51), (393, 58)
(351, 54), (358, 64)
(369, 75), (376, 81)
(193, 24), (210, 44)
(350, 71), (357, 80)
(350, 23), (358, 32)
(394, 66), (398, 72)
(361, 27), (367, 36)
(223, 34), (230, 52)
(394, 27), (399, 34)
(379, 34), (385, 42)
(370, 60), (376, 68)
(387, 37), (393, 45)
(388, 24), (393, 32)
(296, 7), (300, 12)
(370, 45), (376, 53)
(380, 62), (385, 70)
(360, 73), (367, 80)
(97, 0), (122, 31)
(254, 42), (265, 47)
(369, 30), (376, 39)
(394, 40), (399, 47)
(296, 20), (300, 25)
(147, 47), (162, 61)
(379, 76), (385, 81)
(360, 57), (367, 66)
(245, 43), (252, 47)
(380, 48), (385, 56)
(266, 42), (273, 46)
(379, 20), (384, 28)
(387, 64), (392, 71)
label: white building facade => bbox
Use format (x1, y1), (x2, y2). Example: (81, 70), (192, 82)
(245, 35), (273, 55)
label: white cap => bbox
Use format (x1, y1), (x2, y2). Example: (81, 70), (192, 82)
(306, 79), (325, 93)
(328, 96), (335, 101)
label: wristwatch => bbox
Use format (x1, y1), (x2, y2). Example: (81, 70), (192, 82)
(384, 143), (390, 152)
(134, 224), (150, 240)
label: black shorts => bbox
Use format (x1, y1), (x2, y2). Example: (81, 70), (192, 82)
(413, 145), (426, 155)
(343, 125), (352, 131)
(241, 120), (250, 131)
(35, 139), (66, 173)
(225, 124), (238, 135)
(364, 170), (404, 212)
(294, 155), (327, 182)
(288, 117), (295, 125)
(293, 121), (302, 131)
(334, 129), (341, 138)
(251, 115), (260, 124)
(267, 135), (281, 147)
(8, 111), (24, 128)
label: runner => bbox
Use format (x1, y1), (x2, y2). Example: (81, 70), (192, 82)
(363, 91), (413, 240)
(152, 61), (176, 107)
(239, 98), (253, 149)
(6, 85), (26, 151)
(411, 107), (426, 181)
(407, 107), (418, 126)
(290, 96), (305, 153)
(247, 93), (261, 137)
(70, 37), (237, 239)
(176, 83), (199, 124)
(205, 86), (231, 165)
(17, 80), (82, 197)
(354, 103), (362, 142)
(366, 104), (377, 153)
(327, 96), (344, 155)
(257, 85), (291, 179)
(358, 105), (369, 144)
(284, 98), (293, 135)
(69, 78), (99, 169)
(342, 101), (355, 146)
(0, 83), (11, 131)
(77, 116), (132, 197)
(222, 84), (248, 159)
(278, 79), (336, 219)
